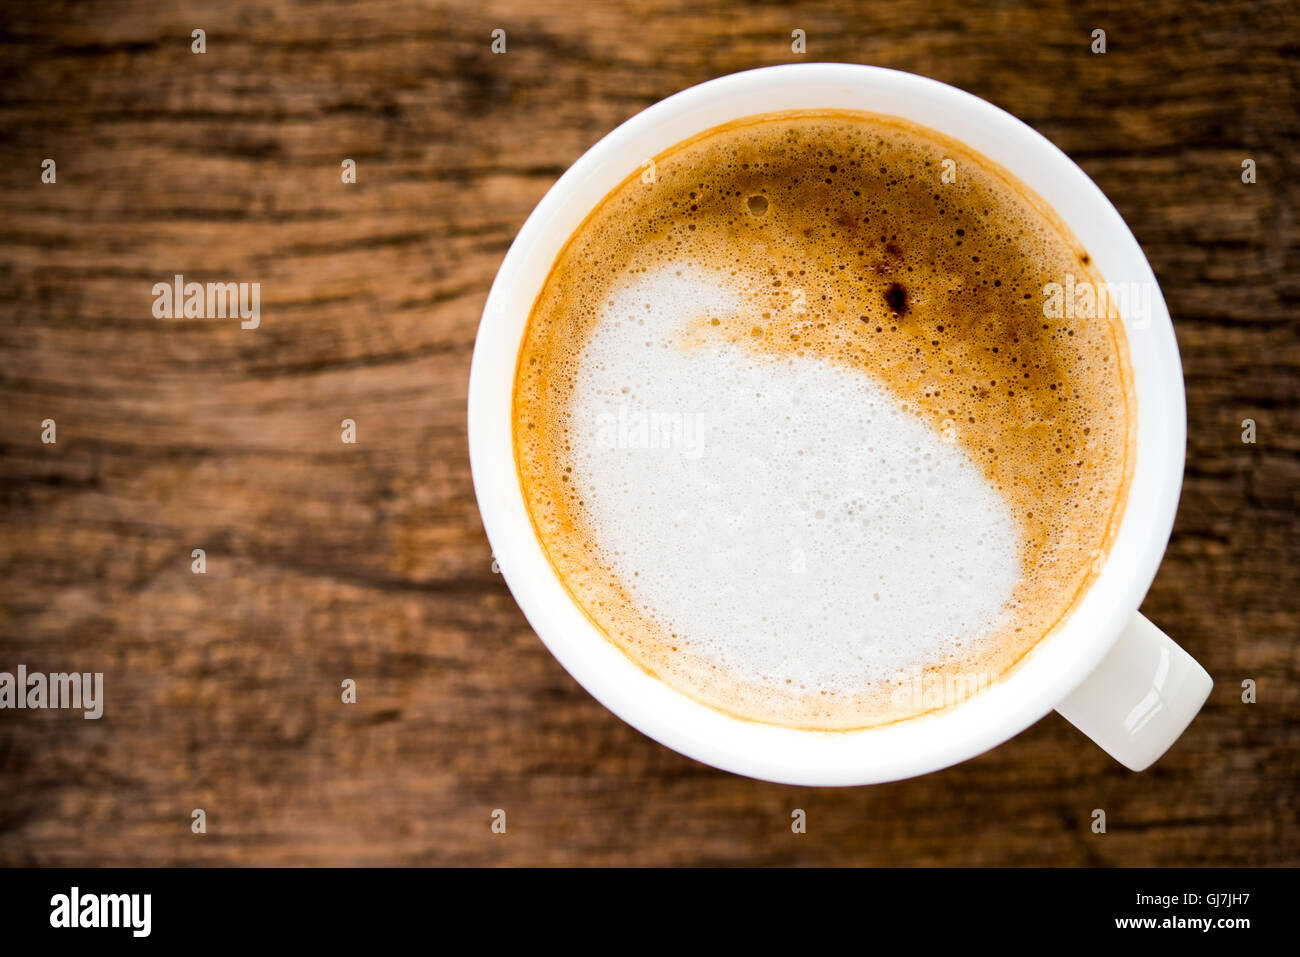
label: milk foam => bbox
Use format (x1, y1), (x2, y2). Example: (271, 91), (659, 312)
(567, 267), (1021, 694)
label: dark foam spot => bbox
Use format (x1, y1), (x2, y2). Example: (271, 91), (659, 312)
(884, 282), (908, 315)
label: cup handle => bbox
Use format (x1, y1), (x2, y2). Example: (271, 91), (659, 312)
(1054, 613), (1212, 771)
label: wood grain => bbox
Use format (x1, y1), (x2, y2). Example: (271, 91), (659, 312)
(0, 0), (1296, 866)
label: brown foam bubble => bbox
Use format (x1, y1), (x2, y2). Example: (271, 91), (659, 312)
(513, 110), (1136, 730)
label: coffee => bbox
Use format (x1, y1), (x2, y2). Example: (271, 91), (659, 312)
(513, 110), (1135, 730)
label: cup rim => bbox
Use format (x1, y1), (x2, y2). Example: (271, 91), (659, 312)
(467, 63), (1186, 785)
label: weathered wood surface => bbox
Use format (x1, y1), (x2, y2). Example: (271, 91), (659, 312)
(0, 0), (1295, 866)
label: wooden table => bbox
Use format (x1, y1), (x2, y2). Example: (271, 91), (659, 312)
(1, 0), (1295, 866)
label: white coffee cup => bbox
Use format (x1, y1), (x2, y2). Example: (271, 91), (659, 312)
(468, 63), (1212, 785)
